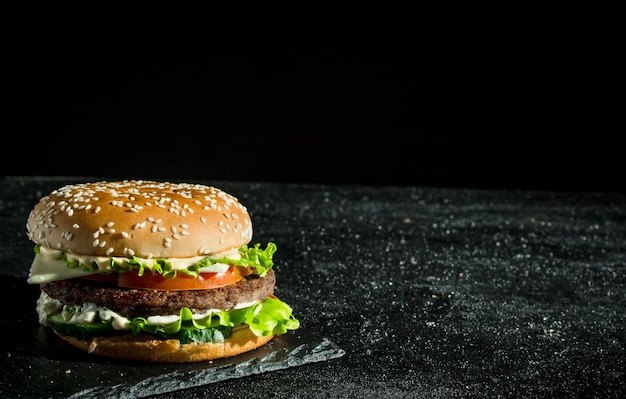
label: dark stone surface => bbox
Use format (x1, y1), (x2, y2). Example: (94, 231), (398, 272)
(1, 176), (624, 398)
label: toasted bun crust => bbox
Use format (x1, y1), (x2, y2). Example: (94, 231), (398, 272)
(56, 326), (274, 363)
(26, 180), (253, 258)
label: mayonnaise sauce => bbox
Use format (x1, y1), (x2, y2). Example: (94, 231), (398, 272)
(28, 246), (240, 284)
(35, 291), (258, 330)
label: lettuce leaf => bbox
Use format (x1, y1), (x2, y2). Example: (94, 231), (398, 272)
(35, 242), (278, 278)
(51, 296), (299, 344)
(196, 242), (277, 277)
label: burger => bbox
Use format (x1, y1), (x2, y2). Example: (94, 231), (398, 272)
(25, 180), (299, 362)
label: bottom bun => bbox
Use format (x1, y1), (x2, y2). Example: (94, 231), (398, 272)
(55, 326), (274, 363)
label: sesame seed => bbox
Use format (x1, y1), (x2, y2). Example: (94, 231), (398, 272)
(128, 248), (135, 256)
(106, 248), (114, 255)
(29, 181), (253, 257)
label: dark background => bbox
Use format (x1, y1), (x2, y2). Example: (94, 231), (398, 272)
(6, 17), (620, 193)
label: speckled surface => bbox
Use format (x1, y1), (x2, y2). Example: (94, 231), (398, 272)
(1, 177), (624, 398)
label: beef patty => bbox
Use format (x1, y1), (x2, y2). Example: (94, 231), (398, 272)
(41, 269), (275, 318)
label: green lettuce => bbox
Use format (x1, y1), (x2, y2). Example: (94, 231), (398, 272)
(195, 242), (276, 277)
(35, 242), (278, 278)
(50, 296), (300, 344)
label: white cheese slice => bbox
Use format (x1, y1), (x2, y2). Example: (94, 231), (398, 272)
(28, 246), (240, 284)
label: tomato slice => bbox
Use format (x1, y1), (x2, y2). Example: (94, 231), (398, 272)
(117, 266), (245, 291)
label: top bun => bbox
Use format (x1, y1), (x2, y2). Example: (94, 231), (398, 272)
(26, 180), (253, 258)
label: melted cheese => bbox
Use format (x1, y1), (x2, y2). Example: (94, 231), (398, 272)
(28, 246), (240, 284)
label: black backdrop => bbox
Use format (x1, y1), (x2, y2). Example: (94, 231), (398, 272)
(7, 17), (620, 193)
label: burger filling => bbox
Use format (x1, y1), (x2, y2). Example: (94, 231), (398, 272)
(30, 242), (299, 344)
(28, 243), (276, 284)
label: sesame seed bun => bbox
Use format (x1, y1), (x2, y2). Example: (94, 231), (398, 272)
(26, 180), (253, 258)
(56, 325), (274, 363)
